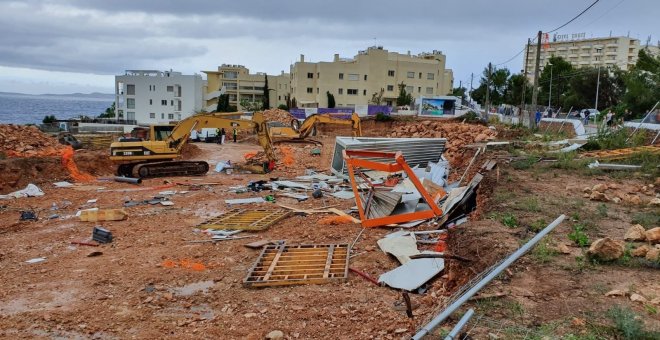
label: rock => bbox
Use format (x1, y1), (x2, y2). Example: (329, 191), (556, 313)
(631, 245), (650, 257)
(649, 198), (660, 206)
(394, 328), (408, 334)
(266, 330), (284, 339)
(557, 243), (571, 254)
(612, 197), (621, 203)
(474, 133), (488, 142)
(628, 195), (642, 205)
(571, 317), (586, 327)
(582, 187), (592, 193)
(605, 289), (627, 297)
(624, 224), (646, 241)
(630, 293), (647, 303)
(645, 247), (660, 261)
(587, 238), (625, 261)
(244, 313), (257, 318)
(645, 228), (660, 244)
(651, 297), (660, 306)
(592, 184), (607, 192)
(608, 183), (619, 189)
(589, 191), (609, 202)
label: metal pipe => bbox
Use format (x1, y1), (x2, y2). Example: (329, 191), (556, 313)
(114, 176), (142, 184)
(412, 214), (566, 340)
(444, 308), (475, 340)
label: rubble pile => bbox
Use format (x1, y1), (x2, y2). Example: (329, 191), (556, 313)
(263, 109), (295, 124)
(583, 183), (657, 205)
(387, 121), (497, 166)
(0, 124), (64, 157)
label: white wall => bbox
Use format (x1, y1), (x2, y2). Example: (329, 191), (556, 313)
(115, 71), (203, 125)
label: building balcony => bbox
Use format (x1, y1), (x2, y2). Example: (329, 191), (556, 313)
(579, 53), (590, 57)
(568, 54), (578, 58)
(605, 60), (617, 64)
(579, 61), (590, 65)
(605, 51), (618, 56)
(569, 46), (579, 50)
(581, 45), (592, 50)
(606, 43), (618, 48)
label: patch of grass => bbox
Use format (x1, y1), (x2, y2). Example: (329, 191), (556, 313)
(568, 224), (590, 247)
(616, 243), (638, 267)
(503, 300), (525, 319)
(501, 212), (518, 228)
(645, 304), (658, 316)
(551, 151), (591, 170)
(574, 255), (588, 272)
(493, 190), (515, 204)
(518, 197), (541, 212)
(529, 218), (547, 232)
(532, 239), (558, 264)
(596, 203), (608, 218)
(563, 333), (601, 340)
(607, 305), (659, 339)
(511, 156), (538, 170)
(631, 211), (660, 229)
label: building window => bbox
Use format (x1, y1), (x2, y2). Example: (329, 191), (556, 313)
(278, 96), (281, 100)
(126, 98), (135, 109)
(388, 70), (395, 77)
(317, 72), (320, 78)
(339, 73), (344, 79)
(338, 88), (343, 95)
(161, 100), (167, 105)
(168, 113), (174, 120)
(224, 71), (238, 79)
(386, 100), (393, 106)
(177, 114), (181, 120)
(418, 87), (421, 93)
(307, 87), (313, 93)
(419, 73), (422, 79)
(405, 86), (413, 93)
(347, 89), (358, 95)
(223, 82), (238, 90)
(126, 84), (135, 95)
(170, 100), (174, 106)
(348, 74), (359, 81)
(149, 99), (153, 105)
(166, 86), (174, 92)
(317, 88), (319, 94)
(307, 72), (313, 79)
(363, 89), (367, 96)
(426, 87), (433, 94)
(364, 75), (368, 81)
(127, 112), (135, 121)
(407, 72), (414, 78)
(149, 112), (155, 119)
(387, 85), (394, 91)
(427, 73), (434, 80)
(161, 113), (165, 119)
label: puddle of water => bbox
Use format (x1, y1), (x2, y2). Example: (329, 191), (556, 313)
(173, 280), (214, 296)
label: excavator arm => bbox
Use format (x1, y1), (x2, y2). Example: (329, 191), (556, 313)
(296, 112), (362, 139)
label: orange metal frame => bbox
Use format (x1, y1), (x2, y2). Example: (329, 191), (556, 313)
(343, 149), (445, 228)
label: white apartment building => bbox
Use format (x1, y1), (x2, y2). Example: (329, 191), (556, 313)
(115, 70), (204, 125)
(524, 35), (646, 82)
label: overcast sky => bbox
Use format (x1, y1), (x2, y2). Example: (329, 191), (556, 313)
(0, 0), (658, 94)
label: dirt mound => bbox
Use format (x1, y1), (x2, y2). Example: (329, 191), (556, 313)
(181, 143), (203, 160)
(0, 150), (113, 193)
(387, 121), (497, 167)
(263, 109), (295, 124)
(0, 124), (64, 157)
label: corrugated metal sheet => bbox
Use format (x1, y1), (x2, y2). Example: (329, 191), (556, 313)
(331, 137), (446, 177)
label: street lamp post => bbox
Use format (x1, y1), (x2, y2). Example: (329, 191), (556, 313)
(547, 62), (553, 109)
(595, 65), (601, 111)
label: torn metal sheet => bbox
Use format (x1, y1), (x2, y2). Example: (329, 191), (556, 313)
(587, 161), (642, 170)
(550, 143), (583, 153)
(377, 235), (419, 264)
(272, 181), (309, 190)
(332, 190), (355, 200)
(378, 255), (445, 291)
(225, 197), (267, 205)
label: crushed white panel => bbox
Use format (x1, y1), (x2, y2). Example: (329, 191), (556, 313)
(0, 184), (44, 200)
(332, 191), (355, 200)
(377, 235), (419, 264)
(378, 256), (445, 291)
(224, 197), (266, 205)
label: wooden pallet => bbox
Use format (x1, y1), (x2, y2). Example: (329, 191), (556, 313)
(580, 144), (659, 160)
(196, 208), (290, 231)
(243, 244), (349, 288)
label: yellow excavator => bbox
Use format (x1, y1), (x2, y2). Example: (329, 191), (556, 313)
(269, 112), (362, 142)
(109, 111), (276, 178)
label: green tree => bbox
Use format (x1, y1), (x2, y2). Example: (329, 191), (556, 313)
(216, 94), (231, 112)
(277, 104), (288, 110)
(471, 66), (511, 106)
(537, 56), (574, 108)
(451, 87), (467, 103)
(504, 74), (530, 105)
(98, 102), (116, 118)
(42, 115), (57, 123)
(396, 82), (413, 106)
(564, 67), (625, 111)
(622, 49), (660, 117)
(291, 97), (297, 108)
(240, 98), (262, 111)
(370, 88), (384, 105)
(262, 75), (270, 110)
(327, 91), (336, 108)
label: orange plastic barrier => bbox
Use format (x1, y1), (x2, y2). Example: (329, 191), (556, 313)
(279, 146), (295, 166)
(243, 151), (258, 160)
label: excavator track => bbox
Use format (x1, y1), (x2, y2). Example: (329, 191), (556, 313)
(118, 161), (209, 178)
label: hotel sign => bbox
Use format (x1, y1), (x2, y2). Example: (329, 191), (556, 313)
(553, 32), (586, 42)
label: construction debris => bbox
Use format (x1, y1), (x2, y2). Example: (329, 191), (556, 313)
(0, 183), (44, 199)
(243, 243), (349, 288)
(225, 197), (267, 205)
(378, 255), (445, 291)
(92, 226), (113, 244)
(587, 161), (642, 170)
(0, 124), (63, 157)
(196, 208), (291, 231)
(262, 108), (295, 124)
(79, 208), (128, 222)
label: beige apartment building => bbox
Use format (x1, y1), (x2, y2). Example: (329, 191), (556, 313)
(202, 65), (290, 111)
(524, 35), (646, 82)
(290, 47), (453, 108)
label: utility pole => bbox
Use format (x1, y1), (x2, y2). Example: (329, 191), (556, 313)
(595, 65), (601, 111)
(531, 31), (542, 129)
(521, 38), (531, 121)
(548, 63), (553, 108)
(469, 73), (474, 106)
(484, 62), (492, 121)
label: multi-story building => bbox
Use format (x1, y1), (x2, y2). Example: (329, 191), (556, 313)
(202, 65), (290, 111)
(524, 35), (645, 82)
(115, 70), (203, 124)
(289, 46), (453, 108)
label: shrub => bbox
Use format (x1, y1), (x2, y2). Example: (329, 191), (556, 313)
(375, 112), (392, 122)
(568, 224), (590, 247)
(277, 104), (288, 110)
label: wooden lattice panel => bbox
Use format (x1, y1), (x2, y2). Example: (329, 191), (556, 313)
(580, 144), (659, 160)
(244, 244), (349, 288)
(196, 208), (291, 231)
